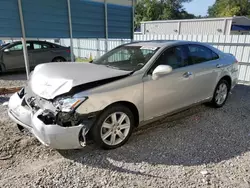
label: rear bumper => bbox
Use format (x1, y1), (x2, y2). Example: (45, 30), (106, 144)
(8, 93), (86, 149)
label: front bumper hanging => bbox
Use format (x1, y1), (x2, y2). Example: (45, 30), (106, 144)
(8, 93), (87, 149)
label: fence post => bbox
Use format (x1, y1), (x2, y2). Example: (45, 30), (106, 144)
(178, 21), (181, 35)
(96, 38), (100, 58)
(132, 0), (135, 41)
(104, 0), (108, 52)
(77, 39), (81, 58)
(223, 19), (227, 35)
(18, 0), (30, 79)
(67, 0), (74, 62)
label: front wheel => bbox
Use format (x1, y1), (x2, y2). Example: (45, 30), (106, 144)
(211, 79), (230, 108)
(91, 105), (135, 149)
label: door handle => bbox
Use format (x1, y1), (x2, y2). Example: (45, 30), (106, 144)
(183, 72), (192, 78)
(216, 64), (223, 68)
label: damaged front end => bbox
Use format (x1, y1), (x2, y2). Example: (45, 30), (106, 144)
(8, 62), (133, 149)
(8, 87), (97, 149)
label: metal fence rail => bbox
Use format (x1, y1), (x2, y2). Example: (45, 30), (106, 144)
(59, 38), (132, 59)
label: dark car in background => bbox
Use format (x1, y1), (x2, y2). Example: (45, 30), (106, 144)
(0, 40), (72, 72)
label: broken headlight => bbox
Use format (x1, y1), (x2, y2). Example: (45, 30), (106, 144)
(55, 97), (88, 112)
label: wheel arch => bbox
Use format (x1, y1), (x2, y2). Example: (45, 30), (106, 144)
(52, 56), (66, 62)
(101, 101), (140, 127)
(219, 75), (232, 90)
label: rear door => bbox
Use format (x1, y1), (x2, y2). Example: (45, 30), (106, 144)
(186, 44), (221, 101)
(3, 42), (32, 70)
(29, 41), (55, 67)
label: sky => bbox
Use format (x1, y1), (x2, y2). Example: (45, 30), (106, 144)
(183, 0), (216, 16)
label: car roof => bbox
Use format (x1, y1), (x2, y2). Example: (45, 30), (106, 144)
(125, 40), (207, 48)
(10, 40), (52, 44)
(3, 40), (63, 49)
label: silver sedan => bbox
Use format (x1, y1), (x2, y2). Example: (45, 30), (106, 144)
(8, 40), (239, 150)
(0, 40), (71, 72)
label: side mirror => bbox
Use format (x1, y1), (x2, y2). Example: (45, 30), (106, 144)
(4, 49), (10, 53)
(152, 65), (173, 80)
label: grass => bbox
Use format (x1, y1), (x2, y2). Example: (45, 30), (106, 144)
(75, 57), (91, 63)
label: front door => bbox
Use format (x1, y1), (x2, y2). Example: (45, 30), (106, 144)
(143, 45), (197, 121)
(3, 42), (32, 71)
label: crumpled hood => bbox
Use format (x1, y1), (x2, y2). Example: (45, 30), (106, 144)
(29, 62), (131, 99)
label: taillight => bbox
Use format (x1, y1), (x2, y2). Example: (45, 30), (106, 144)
(66, 49), (70, 53)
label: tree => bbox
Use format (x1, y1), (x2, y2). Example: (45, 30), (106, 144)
(208, 0), (250, 17)
(135, 0), (194, 29)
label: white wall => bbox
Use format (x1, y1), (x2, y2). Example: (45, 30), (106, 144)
(142, 19), (232, 35)
(142, 22), (179, 35)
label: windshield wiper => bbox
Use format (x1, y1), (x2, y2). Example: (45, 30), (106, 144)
(104, 65), (121, 70)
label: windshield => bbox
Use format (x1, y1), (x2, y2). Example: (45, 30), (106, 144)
(93, 45), (159, 71)
(0, 43), (11, 50)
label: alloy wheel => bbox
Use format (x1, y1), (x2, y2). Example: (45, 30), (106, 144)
(56, 58), (63, 62)
(100, 112), (131, 146)
(215, 83), (228, 105)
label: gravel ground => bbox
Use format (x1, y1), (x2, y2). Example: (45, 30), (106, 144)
(0, 73), (26, 88)
(0, 85), (250, 188)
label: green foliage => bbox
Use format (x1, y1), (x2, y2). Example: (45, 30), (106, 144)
(135, 0), (195, 29)
(208, 0), (250, 17)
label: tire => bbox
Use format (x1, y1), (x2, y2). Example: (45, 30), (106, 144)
(17, 124), (24, 132)
(211, 79), (230, 108)
(0, 63), (6, 73)
(91, 104), (135, 149)
(52, 57), (66, 62)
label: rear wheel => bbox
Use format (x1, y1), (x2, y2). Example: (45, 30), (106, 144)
(52, 57), (66, 62)
(211, 79), (230, 108)
(91, 105), (135, 149)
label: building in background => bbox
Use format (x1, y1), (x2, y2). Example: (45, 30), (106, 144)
(137, 16), (250, 35)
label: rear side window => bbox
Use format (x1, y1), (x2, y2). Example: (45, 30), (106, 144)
(33, 42), (51, 50)
(42, 43), (51, 49)
(188, 44), (219, 65)
(33, 43), (42, 50)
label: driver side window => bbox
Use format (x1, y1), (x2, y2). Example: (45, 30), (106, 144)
(9, 44), (23, 51)
(149, 45), (189, 74)
(8, 43), (31, 51)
